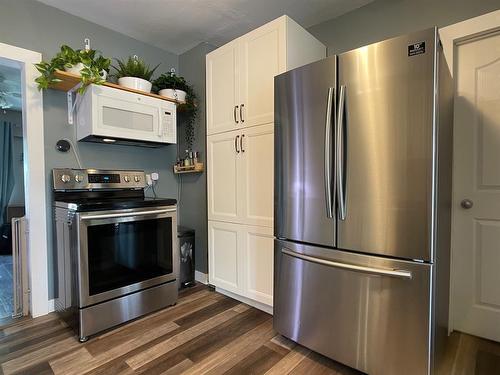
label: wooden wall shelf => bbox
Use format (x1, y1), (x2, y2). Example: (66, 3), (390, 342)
(49, 70), (181, 105)
(174, 163), (204, 174)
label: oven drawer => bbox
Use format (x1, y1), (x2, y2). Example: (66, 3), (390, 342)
(274, 239), (432, 375)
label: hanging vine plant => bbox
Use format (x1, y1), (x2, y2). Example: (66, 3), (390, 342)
(153, 71), (198, 149)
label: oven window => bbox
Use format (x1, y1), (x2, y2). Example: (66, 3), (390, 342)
(87, 217), (173, 296)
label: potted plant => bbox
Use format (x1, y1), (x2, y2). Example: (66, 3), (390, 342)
(153, 71), (189, 103)
(154, 72), (198, 148)
(35, 45), (111, 94)
(111, 56), (159, 93)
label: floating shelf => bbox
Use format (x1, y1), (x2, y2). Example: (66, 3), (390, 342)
(174, 163), (204, 174)
(49, 70), (182, 105)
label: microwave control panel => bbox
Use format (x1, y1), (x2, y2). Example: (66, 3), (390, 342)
(161, 106), (176, 143)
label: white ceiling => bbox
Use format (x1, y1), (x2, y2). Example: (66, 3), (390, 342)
(36, 0), (373, 54)
(0, 63), (22, 112)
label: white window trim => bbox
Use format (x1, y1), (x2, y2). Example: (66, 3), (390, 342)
(0, 42), (49, 317)
(440, 9), (500, 333)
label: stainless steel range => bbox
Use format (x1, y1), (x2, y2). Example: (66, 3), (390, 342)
(53, 168), (178, 342)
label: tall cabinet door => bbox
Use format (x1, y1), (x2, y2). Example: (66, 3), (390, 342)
(208, 221), (243, 293)
(240, 123), (274, 227)
(243, 225), (274, 306)
(239, 20), (285, 128)
(206, 41), (239, 135)
(207, 130), (241, 222)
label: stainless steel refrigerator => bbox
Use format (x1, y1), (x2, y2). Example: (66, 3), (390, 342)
(274, 28), (453, 375)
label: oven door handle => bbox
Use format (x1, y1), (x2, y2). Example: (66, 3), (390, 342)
(80, 208), (176, 220)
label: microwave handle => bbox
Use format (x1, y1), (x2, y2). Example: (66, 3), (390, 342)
(158, 108), (163, 138)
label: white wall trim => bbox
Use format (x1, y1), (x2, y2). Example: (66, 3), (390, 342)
(48, 299), (55, 313)
(440, 10), (500, 334)
(194, 271), (208, 285)
(440, 10), (500, 77)
(0, 42), (49, 318)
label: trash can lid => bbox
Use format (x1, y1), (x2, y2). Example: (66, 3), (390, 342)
(178, 225), (195, 236)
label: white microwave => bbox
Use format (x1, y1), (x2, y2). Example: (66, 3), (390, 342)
(76, 84), (176, 146)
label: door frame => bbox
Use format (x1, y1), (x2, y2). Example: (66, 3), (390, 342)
(440, 9), (500, 333)
(0, 42), (49, 317)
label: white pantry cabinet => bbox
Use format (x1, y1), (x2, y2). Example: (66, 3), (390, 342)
(207, 15), (326, 310)
(208, 221), (274, 306)
(207, 124), (274, 227)
(207, 129), (242, 223)
(206, 15), (326, 136)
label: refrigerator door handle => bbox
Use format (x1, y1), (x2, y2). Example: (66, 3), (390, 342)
(324, 87), (334, 218)
(336, 85), (347, 220)
(281, 248), (413, 280)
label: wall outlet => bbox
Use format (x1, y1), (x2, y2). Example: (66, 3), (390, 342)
(151, 172), (159, 181)
(146, 174), (153, 186)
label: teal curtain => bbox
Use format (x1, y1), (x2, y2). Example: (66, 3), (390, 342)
(0, 121), (14, 227)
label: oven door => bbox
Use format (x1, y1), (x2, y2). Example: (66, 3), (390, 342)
(76, 206), (177, 307)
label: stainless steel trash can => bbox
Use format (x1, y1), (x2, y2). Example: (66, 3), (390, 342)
(178, 226), (195, 288)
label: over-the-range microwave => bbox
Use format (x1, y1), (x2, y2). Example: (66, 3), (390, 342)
(76, 84), (176, 147)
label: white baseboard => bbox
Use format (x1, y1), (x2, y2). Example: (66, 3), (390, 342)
(194, 271), (208, 284)
(215, 287), (273, 315)
(48, 298), (55, 313)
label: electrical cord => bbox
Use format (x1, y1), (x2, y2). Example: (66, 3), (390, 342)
(151, 180), (157, 199)
(62, 137), (83, 168)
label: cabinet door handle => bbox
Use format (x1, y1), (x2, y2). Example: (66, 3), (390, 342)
(240, 134), (245, 152)
(240, 104), (245, 123)
(234, 105), (239, 124)
(235, 135), (240, 153)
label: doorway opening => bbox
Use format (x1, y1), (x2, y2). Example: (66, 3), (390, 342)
(0, 41), (49, 321)
(0, 61), (25, 321)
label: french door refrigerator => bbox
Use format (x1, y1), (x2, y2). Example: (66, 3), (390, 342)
(274, 28), (453, 375)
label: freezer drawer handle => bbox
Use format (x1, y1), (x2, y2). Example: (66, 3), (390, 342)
(282, 248), (412, 280)
(81, 208), (175, 220)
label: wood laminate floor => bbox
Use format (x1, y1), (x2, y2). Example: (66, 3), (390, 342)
(0, 284), (498, 375)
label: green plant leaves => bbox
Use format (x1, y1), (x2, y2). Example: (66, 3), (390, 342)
(111, 56), (159, 81)
(34, 45), (111, 93)
(152, 72), (198, 149)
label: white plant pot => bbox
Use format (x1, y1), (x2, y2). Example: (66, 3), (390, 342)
(64, 62), (85, 76)
(159, 88), (187, 103)
(100, 70), (107, 80)
(117, 77), (152, 93)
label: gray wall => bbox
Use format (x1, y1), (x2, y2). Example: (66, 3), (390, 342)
(178, 43), (216, 274)
(0, 0), (179, 297)
(308, 0), (500, 55)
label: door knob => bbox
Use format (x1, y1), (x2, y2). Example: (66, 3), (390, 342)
(461, 199), (473, 209)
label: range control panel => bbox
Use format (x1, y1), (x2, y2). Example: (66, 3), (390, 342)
(53, 168), (146, 190)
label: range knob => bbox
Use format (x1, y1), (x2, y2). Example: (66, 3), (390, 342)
(123, 175), (130, 183)
(134, 175), (141, 183)
(75, 174), (84, 183)
(61, 174), (71, 183)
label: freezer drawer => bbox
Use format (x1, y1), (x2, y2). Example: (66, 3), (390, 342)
(274, 239), (432, 375)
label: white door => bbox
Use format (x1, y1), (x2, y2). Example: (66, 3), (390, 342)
(240, 123), (274, 227)
(208, 220), (243, 293)
(207, 130), (241, 223)
(243, 225), (274, 306)
(239, 20), (285, 128)
(206, 41), (239, 135)
(452, 30), (500, 342)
